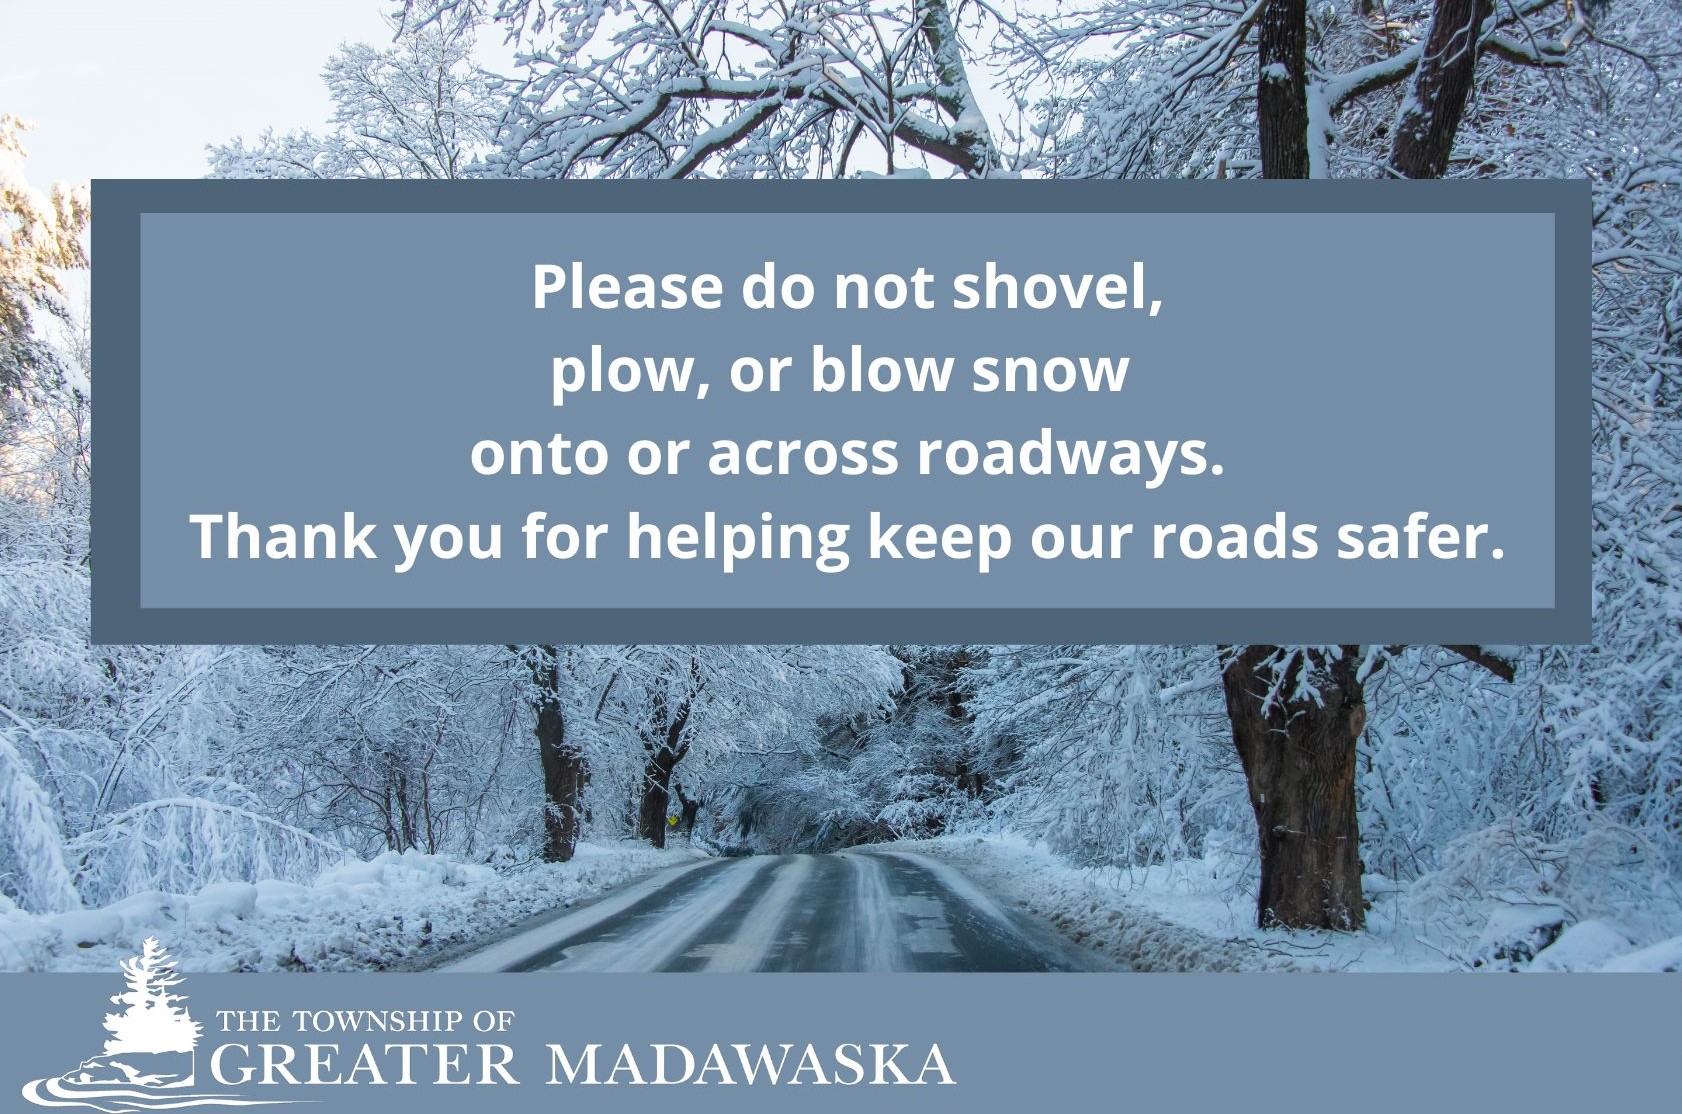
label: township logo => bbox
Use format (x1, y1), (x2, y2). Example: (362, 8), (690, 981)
(21, 938), (290, 1112)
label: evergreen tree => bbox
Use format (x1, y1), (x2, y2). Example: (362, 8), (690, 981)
(102, 938), (201, 1055)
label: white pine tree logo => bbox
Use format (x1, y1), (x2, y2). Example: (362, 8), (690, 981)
(21, 937), (290, 1110)
(102, 938), (204, 1058)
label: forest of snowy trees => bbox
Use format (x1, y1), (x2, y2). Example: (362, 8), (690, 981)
(2, 0), (1679, 967)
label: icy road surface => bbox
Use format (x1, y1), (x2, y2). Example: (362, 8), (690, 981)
(441, 851), (1112, 973)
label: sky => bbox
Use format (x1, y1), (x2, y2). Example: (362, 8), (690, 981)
(0, 0), (396, 186)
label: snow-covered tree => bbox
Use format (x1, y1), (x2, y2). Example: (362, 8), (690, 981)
(398, 0), (1008, 178)
(1, 115), (86, 412)
(209, 14), (496, 180)
(725, 647), (998, 852)
(577, 645), (901, 847)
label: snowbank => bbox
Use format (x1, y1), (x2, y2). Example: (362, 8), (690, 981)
(892, 833), (1681, 973)
(1598, 935), (1682, 973)
(881, 834), (1287, 972)
(0, 841), (705, 973)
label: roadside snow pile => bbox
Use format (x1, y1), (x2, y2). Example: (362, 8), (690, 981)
(1469, 900), (1570, 969)
(881, 833), (1287, 972)
(1599, 935), (1682, 973)
(0, 841), (702, 973)
(897, 833), (1681, 973)
(1527, 920), (1635, 972)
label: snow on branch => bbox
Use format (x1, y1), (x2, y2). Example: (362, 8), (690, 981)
(479, 1), (1003, 179)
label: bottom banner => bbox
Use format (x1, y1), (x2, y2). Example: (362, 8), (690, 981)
(1, 968), (1675, 1112)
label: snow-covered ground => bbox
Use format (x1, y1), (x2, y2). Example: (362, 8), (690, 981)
(891, 833), (1682, 974)
(0, 841), (706, 973)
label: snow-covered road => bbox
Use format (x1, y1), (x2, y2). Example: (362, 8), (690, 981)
(441, 851), (1109, 973)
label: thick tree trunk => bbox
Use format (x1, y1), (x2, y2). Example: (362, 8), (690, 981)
(636, 749), (679, 848)
(525, 646), (588, 863)
(536, 690), (588, 862)
(1257, 0), (1309, 179)
(635, 679), (694, 849)
(1223, 645), (1367, 930)
(1389, 0), (1494, 178)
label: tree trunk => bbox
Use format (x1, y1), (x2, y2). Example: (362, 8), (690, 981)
(1389, 0), (1493, 178)
(635, 677), (694, 849)
(525, 646), (588, 863)
(1257, 0), (1310, 179)
(637, 748), (679, 848)
(1223, 645), (1367, 930)
(675, 783), (702, 837)
(536, 689), (588, 862)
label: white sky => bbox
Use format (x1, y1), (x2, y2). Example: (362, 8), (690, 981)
(0, 0), (396, 186)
